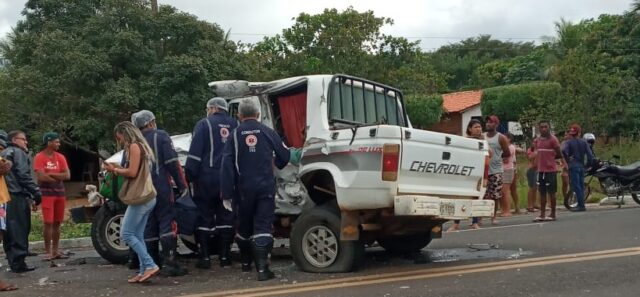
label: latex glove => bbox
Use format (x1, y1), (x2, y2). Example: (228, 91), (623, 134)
(289, 148), (303, 165)
(223, 199), (233, 212)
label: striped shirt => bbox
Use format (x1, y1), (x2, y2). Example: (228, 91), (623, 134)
(534, 136), (560, 173)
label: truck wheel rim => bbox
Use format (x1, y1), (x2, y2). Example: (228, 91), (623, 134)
(105, 214), (128, 251)
(302, 225), (338, 268)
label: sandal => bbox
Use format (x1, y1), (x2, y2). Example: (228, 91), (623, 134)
(526, 208), (536, 213)
(533, 216), (545, 222)
(128, 275), (143, 283)
(0, 281), (18, 291)
(544, 216), (556, 221)
(41, 254), (54, 261)
(139, 267), (160, 283)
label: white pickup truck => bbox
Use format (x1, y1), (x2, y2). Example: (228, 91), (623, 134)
(209, 74), (494, 273)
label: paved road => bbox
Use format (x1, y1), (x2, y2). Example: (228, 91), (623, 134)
(3, 205), (639, 297)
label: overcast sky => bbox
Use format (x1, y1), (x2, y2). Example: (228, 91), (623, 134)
(0, 0), (634, 51)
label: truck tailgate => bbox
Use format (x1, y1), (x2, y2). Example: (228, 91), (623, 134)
(397, 128), (487, 198)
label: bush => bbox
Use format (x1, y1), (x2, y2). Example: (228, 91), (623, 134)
(481, 81), (562, 122)
(405, 94), (443, 129)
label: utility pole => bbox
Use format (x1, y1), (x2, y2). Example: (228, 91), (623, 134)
(151, 0), (158, 15)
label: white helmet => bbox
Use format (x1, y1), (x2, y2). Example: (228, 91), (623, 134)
(583, 133), (596, 144)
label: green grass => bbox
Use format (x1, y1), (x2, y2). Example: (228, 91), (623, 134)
(28, 214), (92, 242)
(512, 141), (640, 209)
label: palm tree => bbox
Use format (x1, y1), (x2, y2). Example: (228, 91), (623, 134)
(631, 0), (640, 13)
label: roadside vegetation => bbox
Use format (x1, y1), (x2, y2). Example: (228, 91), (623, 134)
(29, 215), (91, 242)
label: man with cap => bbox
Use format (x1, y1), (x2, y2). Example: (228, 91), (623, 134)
(220, 99), (290, 281)
(131, 110), (189, 276)
(562, 124), (595, 212)
(0, 130), (41, 272)
(33, 132), (70, 261)
(185, 97), (238, 269)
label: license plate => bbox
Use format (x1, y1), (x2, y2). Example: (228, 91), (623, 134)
(440, 202), (455, 216)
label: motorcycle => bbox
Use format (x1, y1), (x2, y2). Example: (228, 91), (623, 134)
(566, 155), (640, 209)
(564, 133), (640, 209)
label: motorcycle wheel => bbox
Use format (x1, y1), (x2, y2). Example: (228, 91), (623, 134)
(563, 183), (591, 210)
(563, 191), (576, 210)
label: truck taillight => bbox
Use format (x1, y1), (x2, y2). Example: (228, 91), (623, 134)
(382, 144), (400, 181)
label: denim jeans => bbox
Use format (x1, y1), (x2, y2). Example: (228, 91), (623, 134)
(121, 198), (157, 275)
(569, 167), (586, 209)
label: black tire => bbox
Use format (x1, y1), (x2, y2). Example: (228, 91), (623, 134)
(632, 193), (640, 205)
(564, 183), (592, 210)
(377, 233), (432, 254)
(290, 202), (365, 273)
(91, 206), (129, 264)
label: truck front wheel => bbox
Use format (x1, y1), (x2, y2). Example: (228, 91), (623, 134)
(377, 233), (432, 254)
(290, 203), (364, 273)
(91, 206), (129, 264)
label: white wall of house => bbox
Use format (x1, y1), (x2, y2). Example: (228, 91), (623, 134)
(461, 105), (482, 135)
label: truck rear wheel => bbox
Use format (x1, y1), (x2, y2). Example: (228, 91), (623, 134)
(91, 206), (129, 264)
(377, 233), (432, 254)
(290, 203), (364, 273)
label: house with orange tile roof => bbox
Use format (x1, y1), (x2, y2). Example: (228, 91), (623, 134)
(429, 90), (483, 136)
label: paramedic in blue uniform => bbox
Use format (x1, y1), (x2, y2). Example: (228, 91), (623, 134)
(131, 110), (188, 276)
(185, 97), (238, 269)
(220, 99), (290, 281)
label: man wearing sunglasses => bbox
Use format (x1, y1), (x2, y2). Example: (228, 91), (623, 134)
(0, 130), (42, 273)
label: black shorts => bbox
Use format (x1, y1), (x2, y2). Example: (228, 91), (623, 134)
(537, 172), (557, 195)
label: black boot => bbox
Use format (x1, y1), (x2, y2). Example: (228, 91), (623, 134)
(127, 249), (139, 270)
(219, 230), (234, 267)
(195, 232), (211, 269)
(160, 238), (188, 277)
(237, 238), (253, 272)
(252, 242), (275, 281)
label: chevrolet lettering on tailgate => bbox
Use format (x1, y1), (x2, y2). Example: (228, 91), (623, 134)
(409, 161), (475, 176)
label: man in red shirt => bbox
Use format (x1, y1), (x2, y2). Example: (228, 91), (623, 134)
(533, 121), (562, 222)
(33, 132), (70, 260)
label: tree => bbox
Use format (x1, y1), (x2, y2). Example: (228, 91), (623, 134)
(481, 82), (562, 141)
(245, 7), (448, 96)
(0, 0), (247, 153)
(405, 95), (443, 129)
(428, 35), (536, 91)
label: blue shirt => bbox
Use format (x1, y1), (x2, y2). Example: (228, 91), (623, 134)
(142, 129), (187, 196)
(562, 138), (595, 169)
(220, 119), (290, 201)
(185, 111), (238, 180)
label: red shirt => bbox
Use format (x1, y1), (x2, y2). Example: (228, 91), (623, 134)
(34, 151), (68, 197)
(534, 136), (560, 173)
(527, 147), (537, 169)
